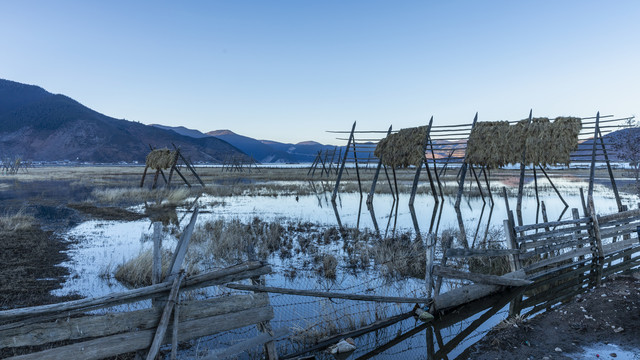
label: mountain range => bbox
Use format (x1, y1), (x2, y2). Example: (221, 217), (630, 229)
(0, 79), (337, 164)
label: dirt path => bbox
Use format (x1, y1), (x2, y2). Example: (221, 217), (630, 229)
(464, 272), (640, 359)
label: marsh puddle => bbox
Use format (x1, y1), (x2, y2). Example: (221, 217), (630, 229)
(52, 175), (638, 358)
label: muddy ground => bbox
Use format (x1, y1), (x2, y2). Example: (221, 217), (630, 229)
(465, 273), (640, 359)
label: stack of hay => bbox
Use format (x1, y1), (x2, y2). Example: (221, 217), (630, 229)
(465, 117), (581, 167)
(145, 148), (177, 170)
(465, 121), (511, 168)
(374, 126), (429, 167)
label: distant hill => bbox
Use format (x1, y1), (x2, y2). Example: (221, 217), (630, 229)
(0, 79), (249, 163)
(154, 124), (340, 163)
(151, 124), (210, 139)
(206, 129), (293, 163)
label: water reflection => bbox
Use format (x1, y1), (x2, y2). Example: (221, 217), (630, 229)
(340, 248), (637, 360)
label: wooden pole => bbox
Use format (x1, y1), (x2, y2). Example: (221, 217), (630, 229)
(455, 112), (478, 208)
(470, 165), (485, 204)
(428, 137), (444, 201)
(538, 166), (568, 208)
(332, 121), (356, 202)
(307, 152), (320, 176)
(146, 272), (184, 360)
(352, 136), (363, 197)
(152, 222), (163, 286)
(481, 166), (494, 205)
(140, 166), (149, 188)
(598, 127), (623, 212)
(167, 151), (180, 187)
(172, 144), (205, 187)
(383, 165), (395, 201)
(532, 166), (539, 205)
(425, 233), (435, 298)
(438, 149), (455, 177)
(367, 126), (392, 205)
(409, 163), (422, 207)
(588, 112), (600, 198)
(151, 170), (160, 189)
(516, 109), (533, 226)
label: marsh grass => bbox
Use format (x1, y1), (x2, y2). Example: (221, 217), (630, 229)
(92, 187), (193, 206)
(114, 248), (197, 288)
(0, 209), (36, 232)
(191, 217), (292, 265)
(370, 232), (426, 280)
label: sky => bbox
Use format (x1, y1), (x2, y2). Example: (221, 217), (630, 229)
(1, 1), (639, 145)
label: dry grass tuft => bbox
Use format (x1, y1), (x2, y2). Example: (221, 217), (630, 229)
(371, 232), (426, 280)
(92, 187), (193, 206)
(114, 248), (198, 288)
(0, 209), (36, 232)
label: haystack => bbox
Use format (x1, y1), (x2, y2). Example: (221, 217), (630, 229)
(465, 117), (581, 167)
(374, 126), (429, 167)
(145, 148), (177, 170)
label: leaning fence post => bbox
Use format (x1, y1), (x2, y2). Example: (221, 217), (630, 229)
(146, 272), (184, 360)
(503, 219), (521, 272)
(332, 121), (356, 202)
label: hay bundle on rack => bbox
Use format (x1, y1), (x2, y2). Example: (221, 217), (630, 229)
(546, 116), (582, 165)
(465, 117), (581, 167)
(145, 148), (177, 170)
(465, 121), (511, 167)
(374, 126), (428, 167)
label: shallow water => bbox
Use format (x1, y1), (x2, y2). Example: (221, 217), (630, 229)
(51, 174), (639, 358)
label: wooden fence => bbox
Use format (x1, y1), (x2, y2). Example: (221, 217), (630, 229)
(431, 205), (640, 312)
(0, 208), (281, 360)
(0, 261), (274, 360)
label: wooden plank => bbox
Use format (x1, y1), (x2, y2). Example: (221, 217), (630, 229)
(602, 238), (639, 256)
(225, 283), (427, 304)
(519, 232), (590, 251)
(146, 273), (184, 360)
(7, 306), (274, 360)
(445, 248), (519, 258)
(523, 247), (592, 272)
(203, 328), (288, 360)
(432, 270), (526, 311)
(514, 216), (591, 233)
(167, 208), (198, 280)
(518, 224), (592, 242)
(432, 265), (532, 286)
(597, 208), (640, 223)
(519, 239), (587, 259)
(600, 224), (640, 240)
(0, 262), (268, 322)
(0, 294), (269, 349)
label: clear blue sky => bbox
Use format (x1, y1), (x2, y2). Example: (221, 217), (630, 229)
(1, 1), (639, 145)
